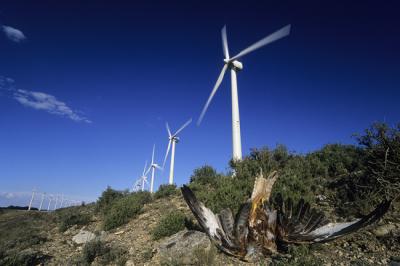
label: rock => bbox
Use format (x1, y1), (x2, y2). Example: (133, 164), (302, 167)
(72, 229), (96, 244)
(156, 230), (212, 265)
(373, 224), (397, 237)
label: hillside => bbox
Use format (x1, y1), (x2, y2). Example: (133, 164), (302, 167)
(1, 123), (400, 265)
(0, 190), (399, 266)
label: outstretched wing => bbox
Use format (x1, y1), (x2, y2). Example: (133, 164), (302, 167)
(274, 194), (391, 244)
(181, 185), (244, 257)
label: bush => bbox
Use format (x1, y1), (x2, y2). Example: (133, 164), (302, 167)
(95, 186), (127, 214)
(332, 123), (400, 216)
(154, 184), (178, 199)
(103, 191), (152, 231)
(81, 239), (127, 265)
(151, 211), (186, 240)
(190, 165), (221, 185)
(57, 208), (91, 232)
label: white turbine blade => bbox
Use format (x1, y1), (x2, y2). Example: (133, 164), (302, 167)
(197, 64), (228, 125)
(221, 25), (230, 59)
(155, 164), (163, 171)
(151, 144), (155, 165)
(142, 160), (148, 176)
(173, 118), (192, 136)
(166, 122), (172, 137)
(230, 24), (291, 61)
(163, 139), (172, 168)
(145, 165), (151, 176)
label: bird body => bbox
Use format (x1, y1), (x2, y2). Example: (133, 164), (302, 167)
(181, 171), (391, 261)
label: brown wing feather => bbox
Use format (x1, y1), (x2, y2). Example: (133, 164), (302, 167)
(181, 185), (246, 258)
(275, 193), (391, 244)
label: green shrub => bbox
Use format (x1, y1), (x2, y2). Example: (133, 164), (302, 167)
(190, 165), (221, 185)
(103, 191), (151, 231)
(57, 208), (91, 232)
(80, 239), (127, 265)
(151, 211), (186, 240)
(154, 184), (178, 199)
(95, 186), (127, 214)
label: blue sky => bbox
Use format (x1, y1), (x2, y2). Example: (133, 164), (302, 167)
(1, 1), (399, 207)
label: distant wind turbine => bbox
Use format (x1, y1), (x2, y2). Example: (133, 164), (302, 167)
(28, 188), (36, 211)
(39, 192), (46, 211)
(198, 24), (291, 161)
(148, 144), (163, 193)
(132, 161), (150, 192)
(163, 118), (192, 185)
(47, 195), (53, 211)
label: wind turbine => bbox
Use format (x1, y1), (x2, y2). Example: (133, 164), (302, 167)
(39, 192), (46, 211)
(47, 195), (53, 211)
(132, 161), (150, 192)
(197, 24), (291, 161)
(148, 144), (162, 193)
(162, 118), (192, 185)
(140, 161), (150, 191)
(28, 188), (36, 211)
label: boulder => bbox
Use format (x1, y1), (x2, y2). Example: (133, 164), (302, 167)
(72, 229), (96, 244)
(156, 230), (212, 265)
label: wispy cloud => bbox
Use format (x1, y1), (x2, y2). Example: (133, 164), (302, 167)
(0, 76), (92, 123)
(1, 25), (26, 43)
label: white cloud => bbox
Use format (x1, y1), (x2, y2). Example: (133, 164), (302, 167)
(13, 89), (92, 123)
(2, 25), (26, 43)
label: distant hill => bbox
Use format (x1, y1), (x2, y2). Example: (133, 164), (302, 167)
(0, 205), (38, 211)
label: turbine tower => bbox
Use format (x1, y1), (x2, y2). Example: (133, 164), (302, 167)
(47, 195), (53, 211)
(148, 144), (162, 193)
(163, 118), (192, 184)
(198, 24), (291, 161)
(28, 189), (36, 211)
(39, 192), (46, 211)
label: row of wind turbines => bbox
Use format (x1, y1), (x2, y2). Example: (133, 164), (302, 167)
(27, 189), (83, 211)
(134, 23), (291, 192)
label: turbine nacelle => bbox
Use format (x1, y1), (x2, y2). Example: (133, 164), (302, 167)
(169, 136), (180, 143)
(224, 58), (243, 71)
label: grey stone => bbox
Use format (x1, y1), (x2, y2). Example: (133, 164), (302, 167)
(72, 229), (96, 244)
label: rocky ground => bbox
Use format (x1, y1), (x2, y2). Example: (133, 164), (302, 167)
(0, 193), (399, 265)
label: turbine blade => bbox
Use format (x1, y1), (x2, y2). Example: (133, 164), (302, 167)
(155, 165), (163, 170)
(173, 118), (192, 136)
(230, 24), (291, 61)
(142, 160), (148, 176)
(145, 166), (151, 176)
(166, 122), (172, 137)
(151, 144), (155, 165)
(197, 64), (228, 125)
(222, 25), (230, 59)
(163, 140), (172, 168)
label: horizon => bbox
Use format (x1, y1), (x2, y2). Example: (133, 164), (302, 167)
(1, 1), (399, 207)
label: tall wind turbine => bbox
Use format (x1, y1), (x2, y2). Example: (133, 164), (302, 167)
(148, 144), (162, 193)
(163, 118), (192, 185)
(197, 24), (291, 161)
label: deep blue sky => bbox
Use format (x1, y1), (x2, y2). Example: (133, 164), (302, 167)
(1, 1), (399, 206)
